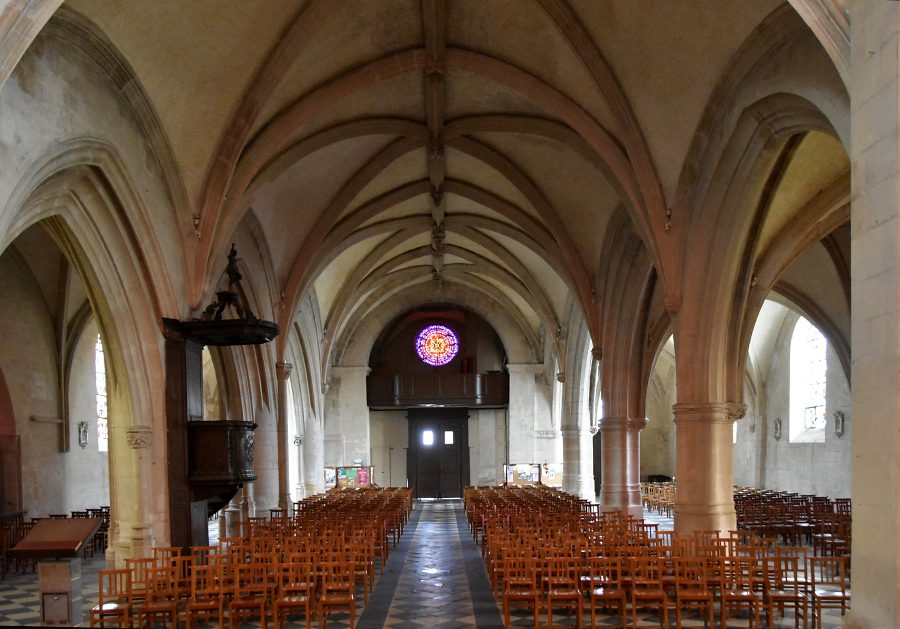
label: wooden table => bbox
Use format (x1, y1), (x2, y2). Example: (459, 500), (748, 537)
(10, 518), (102, 626)
(10, 517), (101, 559)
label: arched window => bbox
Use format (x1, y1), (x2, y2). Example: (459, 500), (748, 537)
(789, 317), (827, 442)
(95, 335), (108, 452)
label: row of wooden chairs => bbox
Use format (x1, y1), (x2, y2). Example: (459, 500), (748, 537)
(90, 487), (411, 629)
(466, 485), (850, 629)
(735, 489), (851, 559)
(92, 547), (360, 628)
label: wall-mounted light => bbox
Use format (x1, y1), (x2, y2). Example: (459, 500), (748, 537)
(834, 410), (846, 438)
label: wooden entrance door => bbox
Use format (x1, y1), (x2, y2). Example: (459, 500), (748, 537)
(407, 409), (469, 499)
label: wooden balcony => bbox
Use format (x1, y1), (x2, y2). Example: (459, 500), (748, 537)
(367, 372), (509, 409)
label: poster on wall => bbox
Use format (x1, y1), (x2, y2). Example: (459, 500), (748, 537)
(324, 468), (337, 488)
(541, 463), (563, 487)
(358, 467), (369, 486)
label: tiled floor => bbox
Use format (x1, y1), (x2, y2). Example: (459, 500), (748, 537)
(0, 503), (850, 628)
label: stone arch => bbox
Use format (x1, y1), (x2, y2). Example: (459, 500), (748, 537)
(334, 282), (539, 371)
(7, 156), (170, 559)
(677, 92), (842, 405)
(0, 0), (63, 91)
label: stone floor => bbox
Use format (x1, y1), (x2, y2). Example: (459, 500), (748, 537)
(0, 501), (850, 628)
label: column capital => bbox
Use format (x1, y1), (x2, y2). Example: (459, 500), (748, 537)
(672, 401), (746, 424)
(599, 416), (648, 431)
(276, 362), (293, 380)
(126, 425), (153, 449)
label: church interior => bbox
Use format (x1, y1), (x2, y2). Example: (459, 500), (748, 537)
(0, 0), (895, 626)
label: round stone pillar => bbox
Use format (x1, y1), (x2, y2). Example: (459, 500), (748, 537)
(597, 416), (645, 517)
(560, 373), (594, 501)
(672, 402), (742, 533)
(560, 426), (593, 499)
(275, 362), (292, 511)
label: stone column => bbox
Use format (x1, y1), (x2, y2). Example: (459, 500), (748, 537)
(295, 431), (306, 501)
(108, 422), (154, 563)
(250, 403), (276, 513)
(846, 3), (900, 626)
(275, 362), (292, 511)
(672, 402), (742, 533)
(304, 414), (323, 496)
(597, 417), (644, 517)
(222, 492), (241, 538)
(559, 374), (593, 500)
(330, 366), (371, 465)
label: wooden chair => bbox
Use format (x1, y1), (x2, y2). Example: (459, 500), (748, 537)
(229, 561), (271, 629)
(674, 556), (714, 628)
(720, 555), (761, 629)
(273, 560), (314, 629)
(133, 564), (179, 629)
(774, 546), (811, 599)
(350, 534), (375, 604)
(90, 568), (131, 628)
(153, 546), (182, 567)
(124, 556), (156, 608)
(809, 555), (850, 628)
(501, 552), (541, 628)
(185, 563), (223, 629)
(630, 555), (669, 629)
(764, 554), (808, 629)
(318, 558), (355, 629)
(545, 554), (583, 628)
(586, 555), (626, 629)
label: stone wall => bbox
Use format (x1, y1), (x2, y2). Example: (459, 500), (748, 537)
(0, 252), (109, 517)
(753, 332), (852, 498)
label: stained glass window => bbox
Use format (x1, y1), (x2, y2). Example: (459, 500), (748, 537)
(415, 324), (459, 366)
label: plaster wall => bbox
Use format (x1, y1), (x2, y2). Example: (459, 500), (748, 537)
(64, 317), (110, 512)
(732, 386), (763, 488)
(0, 252), (62, 516)
(0, 254), (108, 516)
(369, 409), (408, 487)
(324, 367), (371, 467)
(469, 409), (507, 485)
(302, 417), (324, 496)
(642, 374), (677, 479)
(759, 336), (852, 498)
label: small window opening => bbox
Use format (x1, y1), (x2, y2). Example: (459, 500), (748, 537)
(789, 317), (827, 443)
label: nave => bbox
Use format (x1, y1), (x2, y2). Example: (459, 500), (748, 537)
(0, 497), (850, 628)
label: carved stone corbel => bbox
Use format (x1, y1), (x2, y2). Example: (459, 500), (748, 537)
(126, 426), (152, 449)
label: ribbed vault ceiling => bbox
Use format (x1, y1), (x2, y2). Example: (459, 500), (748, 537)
(63, 0), (851, 366)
